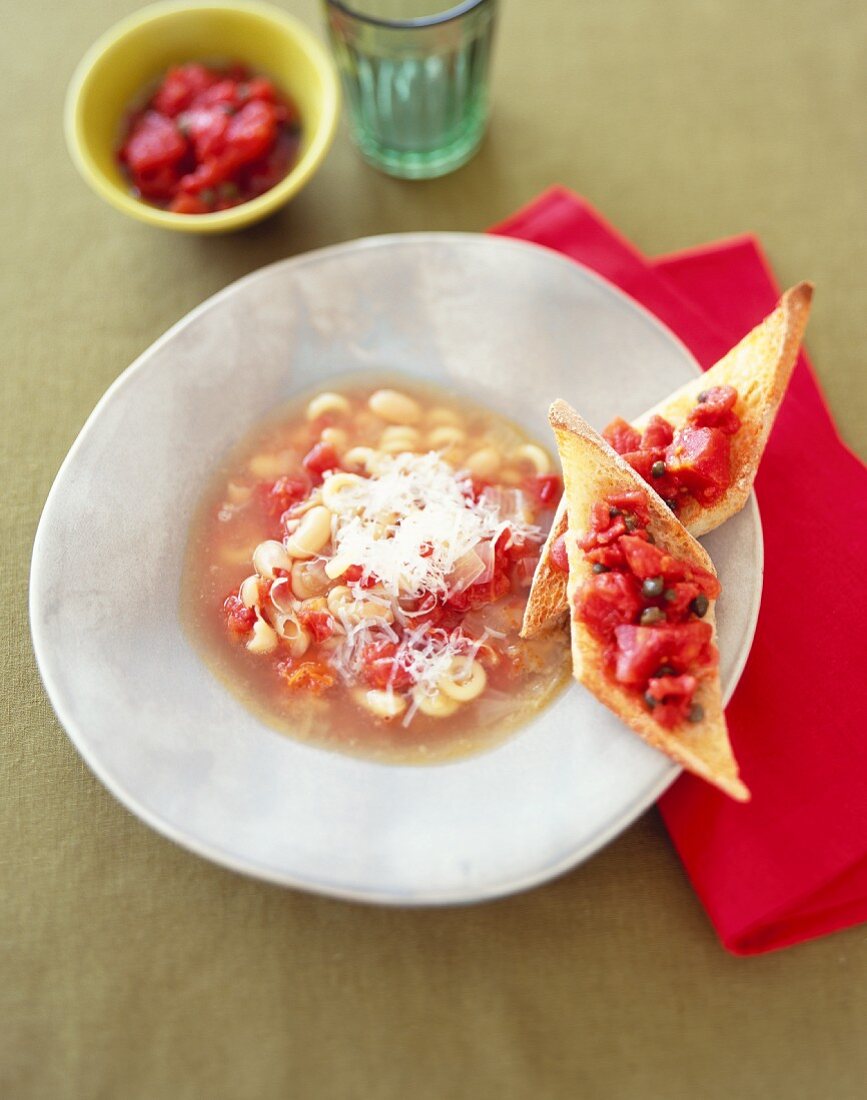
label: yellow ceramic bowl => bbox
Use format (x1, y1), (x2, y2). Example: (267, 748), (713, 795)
(65, 0), (340, 233)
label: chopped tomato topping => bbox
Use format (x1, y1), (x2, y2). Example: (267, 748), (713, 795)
(298, 609), (334, 643)
(602, 389), (740, 512)
(152, 63), (216, 117)
(576, 572), (643, 643)
(645, 673), (699, 728)
(641, 415), (675, 449)
(664, 427), (732, 504)
(613, 622), (714, 685)
(223, 593), (256, 636)
(573, 488), (720, 728)
(603, 417), (641, 455)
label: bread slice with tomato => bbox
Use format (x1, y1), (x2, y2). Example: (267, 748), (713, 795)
(522, 282), (812, 639)
(549, 399), (749, 802)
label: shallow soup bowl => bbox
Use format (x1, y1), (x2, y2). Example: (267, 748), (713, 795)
(64, 0), (340, 233)
(30, 234), (763, 902)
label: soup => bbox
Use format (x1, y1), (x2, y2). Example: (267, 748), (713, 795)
(183, 377), (569, 763)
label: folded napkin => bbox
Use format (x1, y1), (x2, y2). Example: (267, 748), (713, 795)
(493, 187), (867, 955)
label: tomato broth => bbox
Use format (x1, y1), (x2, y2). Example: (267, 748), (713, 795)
(183, 377), (570, 763)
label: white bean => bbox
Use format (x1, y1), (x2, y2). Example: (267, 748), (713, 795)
(369, 389), (422, 425)
(286, 505), (332, 559)
(306, 392), (351, 421)
(246, 617), (278, 655)
(252, 540), (294, 579)
(464, 446), (501, 478)
(413, 688), (461, 718)
(356, 688), (407, 720)
(426, 407), (463, 428)
(439, 659), (487, 702)
(510, 443), (551, 475)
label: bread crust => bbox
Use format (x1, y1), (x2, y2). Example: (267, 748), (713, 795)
(548, 399), (749, 802)
(522, 283), (812, 638)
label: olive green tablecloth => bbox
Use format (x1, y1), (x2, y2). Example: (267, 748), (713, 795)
(3, 1), (865, 1097)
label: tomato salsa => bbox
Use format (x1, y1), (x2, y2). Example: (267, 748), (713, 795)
(118, 62), (301, 214)
(602, 385), (741, 513)
(556, 488), (720, 728)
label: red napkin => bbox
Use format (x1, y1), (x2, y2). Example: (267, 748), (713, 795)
(493, 187), (867, 955)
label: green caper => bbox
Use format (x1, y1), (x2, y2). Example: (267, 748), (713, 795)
(624, 514), (638, 531)
(220, 182), (240, 200)
(697, 390), (709, 403)
(200, 189), (216, 206)
(664, 498), (678, 511)
(592, 563), (610, 574)
(640, 606), (665, 626)
(664, 588), (678, 602)
(651, 460), (666, 479)
(641, 576), (664, 598)
(644, 692), (657, 709)
(654, 664), (676, 678)
(688, 703), (705, 723)
(691, 594), (710, 618)
(609, 506), (622, 518)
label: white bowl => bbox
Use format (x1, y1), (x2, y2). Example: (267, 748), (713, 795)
(30, 234), (762, 903)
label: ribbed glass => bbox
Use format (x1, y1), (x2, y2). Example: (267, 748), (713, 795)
(323, 1), (497, 179)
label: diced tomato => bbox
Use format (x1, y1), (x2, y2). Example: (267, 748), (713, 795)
(606, 491), (651, 527)
(298, 609), (334, 643)
(168, 191), (209, 214)
(575, 572), (643, 643)
(361, 641), (415, 691)
(687, 385), (738, 428)
(603, 417), (641, 455)
(278, 660), (336, 694)
(262, 475), (308, 520)
(224, 99), (278, 164)
(645, 673), (698, 728)
(665, 427), (732, 504)
(179, 104), (230, 161)
(613, 622), (714, 685)
(641, 415), (674, 449)
(343, 564), (364, 583)
(550, 533), (570, 573)
(523, 475), (562, 509)
(122, 111), (187, 174)
(302, 442), (340, 481)
(152, 63), (216, 117)
(584, 544), (626, 569)
(660, 580), (701, 619)
(119, 62), (301, 214)
(618, 535), (720, 597)
(223, 593), (256, 636)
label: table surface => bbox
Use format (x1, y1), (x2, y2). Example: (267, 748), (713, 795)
(3, 1), (865, 1097)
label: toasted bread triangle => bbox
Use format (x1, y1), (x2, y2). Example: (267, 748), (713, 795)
(549, 399), (750, 802)
(522, 282), (812, 639)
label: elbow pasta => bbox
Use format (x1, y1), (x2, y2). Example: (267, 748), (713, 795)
(192, 380), (568, 761)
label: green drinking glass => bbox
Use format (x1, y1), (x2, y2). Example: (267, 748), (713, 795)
(323, 0), (498, 179)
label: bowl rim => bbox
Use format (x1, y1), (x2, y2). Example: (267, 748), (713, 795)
(63, 0), (340, 234)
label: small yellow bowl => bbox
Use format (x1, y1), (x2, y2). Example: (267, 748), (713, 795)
(65, 0), (340, 233)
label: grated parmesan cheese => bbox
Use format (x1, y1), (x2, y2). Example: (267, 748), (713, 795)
(307, 451), (543, 710)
